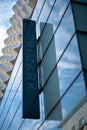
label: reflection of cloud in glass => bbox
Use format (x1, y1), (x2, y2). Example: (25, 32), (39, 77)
(21, 119), (43, 130)
(38, 0), (54, 23)
(43, 120), (59, 130)
(55, 5), (75, 61)
(64, 51), (80, 62)
(57, 35), (82, 96)
(62, 108), (67, 118)
(46, 0), (55, 7)
(55, 27), (71, 44)
(49, 0), (70, 24)
(58, 61), (80, 70)
(61, 72), (86, 119)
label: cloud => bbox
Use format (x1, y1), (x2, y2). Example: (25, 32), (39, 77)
(62, 108), (67, 118)
(0, 0), (17, 56)
(58, 61), (80, 70)
(64, 51), (81, 63)
(0, 26), (7, 56)
(43, 120), (59, 130)
(0, 0), (16, 26)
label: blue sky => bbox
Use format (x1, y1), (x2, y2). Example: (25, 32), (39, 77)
(0, 0), (17, 56)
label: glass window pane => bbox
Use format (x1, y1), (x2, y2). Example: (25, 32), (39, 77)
(61, 72), (86, 119)
(1, 83), (22, 130)
(8, 103), (23, 130)
(58, 35), (82, 96)
(47, 0), (70, 32)
(55, 4), (75, 61)
(38, 0), (55, 24)
(41, 120), (59, 130)
(31, 0), (45, 21)
(36, 0), (55, 37)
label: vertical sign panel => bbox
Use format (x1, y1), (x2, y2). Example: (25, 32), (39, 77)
(23, 19), (40, 119)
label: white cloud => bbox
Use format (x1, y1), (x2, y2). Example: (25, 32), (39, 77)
(0, 0), (17, 56)
(0, 1), (16, 25)
(43, 120), (59, 130)
(62, 108), (67, 118)
(64, 51), (80, 62)
(58, 61), (80, 70)
(0, 26), (7, 56)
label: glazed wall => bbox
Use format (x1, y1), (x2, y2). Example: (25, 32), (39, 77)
(0, 0), (86, 130)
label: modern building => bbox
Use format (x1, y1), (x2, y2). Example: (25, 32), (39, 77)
(0, 0), (87, 130)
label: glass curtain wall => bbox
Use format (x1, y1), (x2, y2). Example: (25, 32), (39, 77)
(0, 0), (86, 130)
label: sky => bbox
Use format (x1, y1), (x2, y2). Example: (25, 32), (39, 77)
(0, 0), (17, 56)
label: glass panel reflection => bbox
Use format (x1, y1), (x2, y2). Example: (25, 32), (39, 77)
(8, 103), (23, 130)
(32, 0), (45, 22)
(55, 4), (75, 61)
(36, 0), (55, 37)
(58, 35), (82, 96)
(1, 82), (22, 130)
(0, 48), (22, 116)
(38, 0), (55, 25)
(41, 120), (59, 130)
(61, 72), (86, 119)
(47, 0), (70, 32)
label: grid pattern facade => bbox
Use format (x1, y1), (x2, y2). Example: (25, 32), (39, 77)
(0, 0), (87, 130)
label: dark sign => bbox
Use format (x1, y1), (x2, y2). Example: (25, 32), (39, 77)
(23, 19), (40, 119)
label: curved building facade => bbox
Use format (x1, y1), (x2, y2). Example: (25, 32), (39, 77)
(0, 0), (87, 130)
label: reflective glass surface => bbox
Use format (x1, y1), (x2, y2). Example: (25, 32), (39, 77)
(37, 0), (55, 25)
(0, 0), (86, 130)
(0, 49), (22, 128)
(58, 35), (82, 96)
(47, 0), (70, 33)
(32, 0), (45, 22)
(8, 103), (23, 130)
(36, 0), (55, 38)
(1, 83), (22, 130)
(0, 48), (22, 115)
(55, 4), (75, 61)
(61, 72), (86, 119)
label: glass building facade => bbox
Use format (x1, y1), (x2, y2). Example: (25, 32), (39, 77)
(0, 0), (87, 130)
